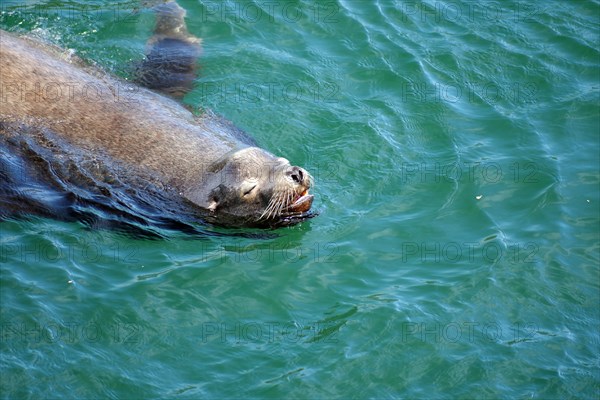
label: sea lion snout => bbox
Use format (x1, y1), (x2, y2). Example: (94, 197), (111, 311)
(281, 165), (313, 215)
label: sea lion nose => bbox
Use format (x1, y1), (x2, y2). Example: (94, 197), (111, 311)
(287, 166), (305, 184)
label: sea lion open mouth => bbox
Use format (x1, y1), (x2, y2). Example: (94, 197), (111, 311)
(286, 190), (314, 214)
(276, 191), (318, 226)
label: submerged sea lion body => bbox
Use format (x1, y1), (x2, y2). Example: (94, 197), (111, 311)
(0, 6), (313, 228)
(135, 2), (202, 97)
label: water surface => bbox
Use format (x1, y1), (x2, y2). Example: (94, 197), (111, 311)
(1, 1), (599, 398)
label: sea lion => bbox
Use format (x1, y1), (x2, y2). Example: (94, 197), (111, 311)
(0, 7), (314, 229)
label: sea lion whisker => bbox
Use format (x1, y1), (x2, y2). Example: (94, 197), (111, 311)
(260, 191), (282, 220)
(263, 187), (291, 220)
(259, 205), (271, 221)
(280, 190), (291, 212)
(278, 189), (290, 213)
(263, 202), (276, 220)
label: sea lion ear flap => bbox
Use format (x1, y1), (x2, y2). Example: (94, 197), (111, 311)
(182, 173), (220, 213)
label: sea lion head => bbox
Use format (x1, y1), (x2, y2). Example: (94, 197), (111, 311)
(183, 147), (315, 228)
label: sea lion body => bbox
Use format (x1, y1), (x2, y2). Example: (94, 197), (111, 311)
(0, 21), (313, 228)
(1, 32), (230, 186)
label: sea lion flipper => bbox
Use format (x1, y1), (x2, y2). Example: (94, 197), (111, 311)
(135, 1), (202, 98)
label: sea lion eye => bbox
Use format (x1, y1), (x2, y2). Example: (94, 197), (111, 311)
(242, 183), (257, 197)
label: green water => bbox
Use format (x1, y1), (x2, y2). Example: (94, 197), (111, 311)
(1, 0), (599, 398)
